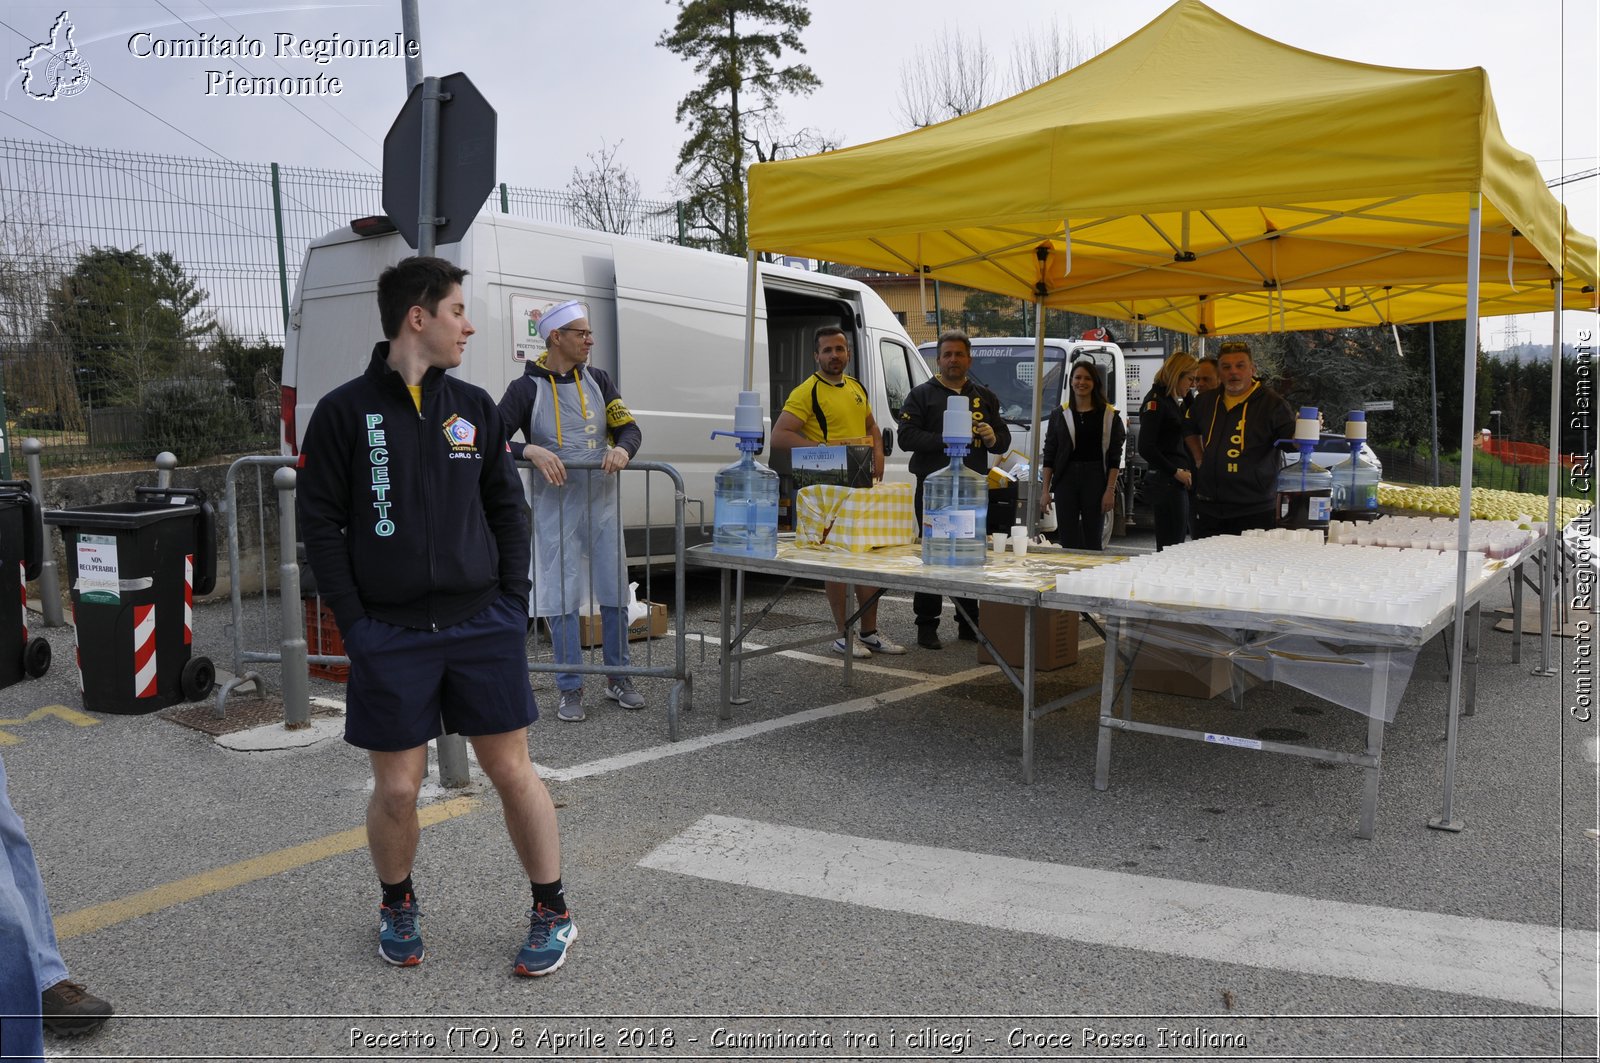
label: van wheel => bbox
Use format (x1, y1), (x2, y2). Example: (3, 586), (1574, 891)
(181, 656), (215, 701)
(23, 637), (50, 678)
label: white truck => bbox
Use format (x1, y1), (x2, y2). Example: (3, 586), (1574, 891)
(916, 335), (1129, 535)
(281, 213), (933, 561)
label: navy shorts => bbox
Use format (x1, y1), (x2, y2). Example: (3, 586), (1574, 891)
(344, 595), (538, 752)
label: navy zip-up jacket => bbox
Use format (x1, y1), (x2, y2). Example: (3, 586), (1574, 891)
(297, 342), (532, 635)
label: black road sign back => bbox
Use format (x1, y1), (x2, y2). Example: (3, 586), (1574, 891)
(382, 72), (496, 249)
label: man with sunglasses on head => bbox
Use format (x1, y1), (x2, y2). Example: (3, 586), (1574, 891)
(1183, 340), (1293, 537)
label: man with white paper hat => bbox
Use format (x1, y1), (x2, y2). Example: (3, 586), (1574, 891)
(499, 299), (644, 722)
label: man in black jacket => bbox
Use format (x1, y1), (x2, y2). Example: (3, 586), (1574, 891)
(897, 330), (1011, 649)
(297, 257), (575, 979)
(1184, 340), (1294, 536)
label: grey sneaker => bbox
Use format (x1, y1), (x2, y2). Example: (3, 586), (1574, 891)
(556, 689), (585, 722)
(605, 678), (645, 710)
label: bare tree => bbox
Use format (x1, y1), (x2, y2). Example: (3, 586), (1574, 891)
(897, 26), (993, 128)
(0, 175), (84, 431)
(1006, 16), (1106, 94)
(897, 18), (1106, 129)
(566, 140), (644, 235)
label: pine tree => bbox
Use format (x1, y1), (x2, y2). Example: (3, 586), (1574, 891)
(658, 0), (825, 255)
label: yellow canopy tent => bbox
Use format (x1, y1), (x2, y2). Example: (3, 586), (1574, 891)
(747, 0), (1596, 334)
(744, 0), (1595, 829)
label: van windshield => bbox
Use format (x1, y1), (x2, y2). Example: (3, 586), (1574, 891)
(920, 344), (1118, 426)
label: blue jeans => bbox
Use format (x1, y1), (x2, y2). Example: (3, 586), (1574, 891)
(547, 607), (630, 692)
(1, 751), (56, 1061)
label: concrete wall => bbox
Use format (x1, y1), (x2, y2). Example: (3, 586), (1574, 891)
(35, 456), (289, 606)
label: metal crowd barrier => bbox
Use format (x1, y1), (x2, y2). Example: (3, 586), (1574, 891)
(213, 453), (695, 751)
(514, 457), (694, 739)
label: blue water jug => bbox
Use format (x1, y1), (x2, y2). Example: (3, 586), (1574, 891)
(713, 449), (779, 557)
(922, 455), (988, 567)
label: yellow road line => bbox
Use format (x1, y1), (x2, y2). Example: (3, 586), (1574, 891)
(54, 796), (478, 940)
(0, 704), (99, 745)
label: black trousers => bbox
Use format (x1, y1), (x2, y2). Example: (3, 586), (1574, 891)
(913, 476), (980, 633)
(1144, 471), (1190, 551)
(1052, 461), (1109, 551)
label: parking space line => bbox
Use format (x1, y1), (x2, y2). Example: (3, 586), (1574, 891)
(641, 815), (1597, 1014)
(682, 631), (943, 680)
(54, 797), (478, 941)
(538, 665), (993, 783)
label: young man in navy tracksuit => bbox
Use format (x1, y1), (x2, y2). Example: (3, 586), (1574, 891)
(297, 256), (574, 978)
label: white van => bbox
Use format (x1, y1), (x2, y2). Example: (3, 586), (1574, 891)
(916, 336), (1129, 533)
(281, 213), (932, 560)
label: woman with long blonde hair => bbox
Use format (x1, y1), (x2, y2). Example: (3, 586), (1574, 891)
(1136, 350), (1199, 550)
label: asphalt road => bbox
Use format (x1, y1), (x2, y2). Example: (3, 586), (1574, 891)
(2, 537), (1594, 1061)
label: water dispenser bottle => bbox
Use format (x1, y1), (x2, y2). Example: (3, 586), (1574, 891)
(922, 395), (988, 567)
(1330, 410), (1381, 520)
(710, 391), (779, 557)
(1275, 406), (1333, 532)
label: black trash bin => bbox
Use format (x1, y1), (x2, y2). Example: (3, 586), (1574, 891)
(45, 486), (217, 714)
(0, 481), (52, 689)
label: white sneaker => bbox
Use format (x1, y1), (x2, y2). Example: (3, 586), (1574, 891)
(831, 637), (871, 659)
(858, 632), (906, 655)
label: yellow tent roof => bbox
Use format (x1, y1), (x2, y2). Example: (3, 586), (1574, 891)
(747, 0), (1597, 335)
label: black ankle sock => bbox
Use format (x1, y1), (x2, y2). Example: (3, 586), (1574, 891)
(531, 878), (567, 915)
(861, 629), (877, 638)
(381, 877), (414, 908)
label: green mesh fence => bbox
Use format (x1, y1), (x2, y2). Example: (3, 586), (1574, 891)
(0, 138), (682, 470)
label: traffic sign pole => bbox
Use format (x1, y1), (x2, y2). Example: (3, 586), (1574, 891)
(418, 75), (442, 256)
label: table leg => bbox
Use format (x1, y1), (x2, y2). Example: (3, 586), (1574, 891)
(1023, 605), (1036, 784)
(1463, 601), (1481, 717)
(732, 569), (747, 696)
(1359, 707), (1385, 840)
(1120, 626), (1134, 721)
(718, 568), (733, 721)
(1356, 648), (1393, 839)
(1431, 625), (1468, 833)
(1094, 617), (1121, 791)
(1510, 566), (1523, 664)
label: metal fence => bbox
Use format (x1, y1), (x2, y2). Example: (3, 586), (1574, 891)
(216, 453), (693, 741)
(0, 138), (682, 471)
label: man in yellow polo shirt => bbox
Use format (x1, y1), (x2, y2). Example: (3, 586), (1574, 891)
(770, 326), (906, 659)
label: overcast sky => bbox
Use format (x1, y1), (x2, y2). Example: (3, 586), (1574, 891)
(2, 0), (1595, 345)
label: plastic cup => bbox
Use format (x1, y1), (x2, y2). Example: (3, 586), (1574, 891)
(992, 532), (1009, 553)
(1012, 533), (1030, 556)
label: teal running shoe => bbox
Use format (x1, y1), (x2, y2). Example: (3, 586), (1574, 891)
(513, 903), (575, 976)
(378, 895), (424, 966)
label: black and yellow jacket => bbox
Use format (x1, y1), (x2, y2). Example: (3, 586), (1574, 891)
(1185, 382), (1295, 518)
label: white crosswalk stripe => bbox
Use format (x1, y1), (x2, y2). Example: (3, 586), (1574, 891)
(642, 814), (1596, 1013)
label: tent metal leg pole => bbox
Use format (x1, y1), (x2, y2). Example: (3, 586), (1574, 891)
(1535, 280), (1562, 676)
(1433, 195), (1480, 834)
(1025, 302), (1046, 538)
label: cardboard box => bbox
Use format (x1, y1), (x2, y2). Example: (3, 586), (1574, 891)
(577, 602), (668, 648)
(976, 603), (1079, 670)
(1131, 641), (1232, 699)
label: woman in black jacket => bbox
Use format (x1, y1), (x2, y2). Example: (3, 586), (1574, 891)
(1136, 351), (1199, 550)
(1040, 361), (1127, 550)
